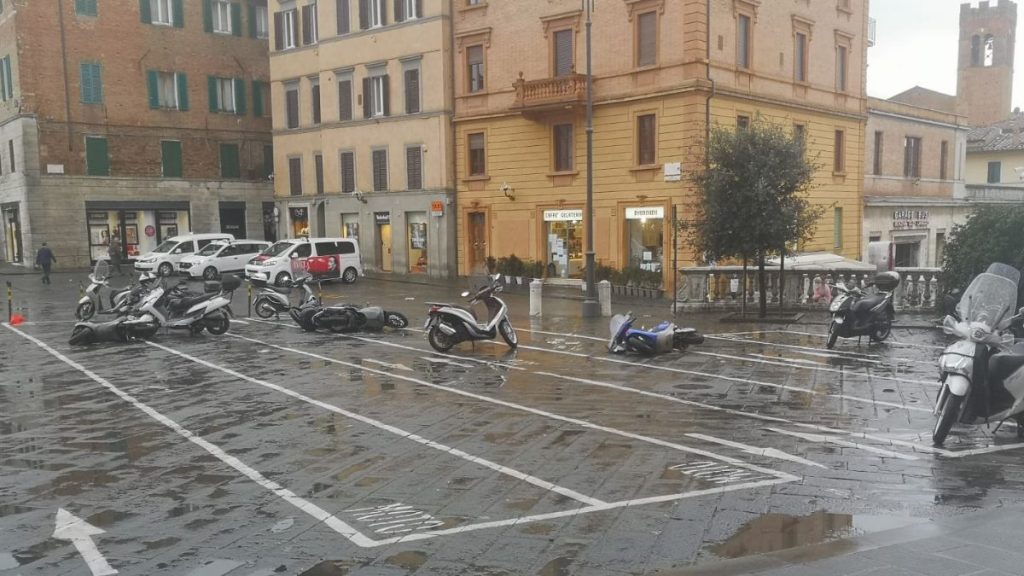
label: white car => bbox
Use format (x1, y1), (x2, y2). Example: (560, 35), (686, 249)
(178, 240), (271, 280)
(245, 237), (363, 286)
(135, 233), (234, 276)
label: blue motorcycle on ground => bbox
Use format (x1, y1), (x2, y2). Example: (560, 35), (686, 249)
(608, 312), (704, 355)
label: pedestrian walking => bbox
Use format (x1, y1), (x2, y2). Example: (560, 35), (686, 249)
(108, 235), (123, 275)
(35, 242), (56, 285)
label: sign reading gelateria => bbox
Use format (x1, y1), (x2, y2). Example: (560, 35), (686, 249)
(543, 209), (583, 221)
(625, 206), (664, 220)
(892, 209), (928, 230)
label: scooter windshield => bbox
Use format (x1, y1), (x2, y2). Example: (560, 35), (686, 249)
(93, 259), (110, 282)
(956, 272), (1019, 330)
(608, 314), (631, 349)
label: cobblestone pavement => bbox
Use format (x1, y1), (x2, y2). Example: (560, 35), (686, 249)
(3, 271), (1024, 575)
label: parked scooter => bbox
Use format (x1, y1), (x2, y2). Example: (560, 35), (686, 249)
(252, 276), (318, 319)
(825, 271), (900, 349)
(70, 283), (164, 345)
(424, 275), (517, 352)
(608, 312), (704, 355)
(932, 263), (1024, 445)
(76, 260), (145, 320)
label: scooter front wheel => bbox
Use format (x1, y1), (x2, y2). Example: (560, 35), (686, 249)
(69, 325), (95, 346)
(826, 321), (839, 349)
(254, 298), (277, 319)
(385, 311), (409, 329)
(205, 310), (230, 335)
(499, 319), (517, 349)
(932, 393), (963, 446)
(76, 301), (96, 321)
(428, 325), (456, 352)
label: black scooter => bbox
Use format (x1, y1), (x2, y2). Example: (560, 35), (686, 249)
(293, 301), (409, 333)
(826, 271), (900, 349)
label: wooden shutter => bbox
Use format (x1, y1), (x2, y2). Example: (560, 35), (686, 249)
(286, 88), (299, 128)
(314, 154), (324, 195)
(362, 77), (371, 118)
(172, 0), (184, 27)
(311, 83), (321, 123)
(372, 149), (387, 191)
(406, 146), (422, 190)
(358, 0), (368, 29)
(252, 80), (263, 116)
(231, 2), (242, 35)
(338, 79), (352, 121)
(381, 74), (390, 116)
(336, 0), (349, 33)
(248, 2), (257, 37)
(404, 69), (419, 114)
(554, 124), (572, 172)
(176, 72), (189, 110)
(554, 30), (573, 76)
(638, 114), (655, 165)
(274, 11), (283, 49)
(139, 0), (152, 23)
(288, 157), (302, 196)
(162, 141), (183, 178)
(637, 12), (656, 67)
(147, 70), (160, 109)
(86, 137), (109, 176)
(393, 0), (404, 22)
(415, 0), (421, 18)
(202, 0), (213, 32)
(301, 4), (312, 45)
(340, 152), (355, 192)
(208, 76), (219, 111)
(234, 78), (246, 115)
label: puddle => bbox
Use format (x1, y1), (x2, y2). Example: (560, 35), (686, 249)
(298, 559), (363, 575)
(87, 509), (136, 527)
(142, 537), (181, 550)
(710, 510), (921, 559)
(0, 504), (35, 518)
(385, 550), (428, 571)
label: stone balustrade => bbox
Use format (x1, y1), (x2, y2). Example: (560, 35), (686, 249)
(511, 73), (587, 110)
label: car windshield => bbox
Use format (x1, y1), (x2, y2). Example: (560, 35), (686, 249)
(153, 240), (177, 253)
(262, 241), (296, 257)
(956, 272), (1019, 329)
(197, 243), (225, 256)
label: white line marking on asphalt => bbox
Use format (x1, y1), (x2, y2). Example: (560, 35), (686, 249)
(232, 320), (250, 325)
(363, 358), (413, 372)
(779, 330), (946, 350)
(685, 433), (827, 469)
(144, 340), (605, 507)
(419, 356), (476, 369)
(2, 324), (379, 549)
(764, 428), (920, 460)
(226, 332), (799, 482)
(707, 335), (937, 367)
(690, 349), (939, 387)
(53, 508), (117, 576)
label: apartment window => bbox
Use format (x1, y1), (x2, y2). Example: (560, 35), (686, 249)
(0, 56), (10, 101)
(85, 136), (109, 176)
(363, 73), (389, 118)
(252, 1), (269, 38)
(288, 157), (302, 195)
(147, 71), (188, 111)
(904, 136), (922, 178)
(833, 207), (843, 250)
(360, 0), (384, 29)
(311, 78), (321, 124)
(395, 0), (421, 22)
(147, 0), (177, 26)
(737, 14), (751, 69)
(262, 144), (274, 179)
(553, 29), (574, 76)
(212, 0), (234, 33)
(209, 77), (244, 114)
(404, 67), (420, 114)
(637, 114), (656, 166)
(936, 232), (946, 266)
(285, 83), (299, 128)
(794, 124), (805, 149)
(372, 149), (388, 191)
(636, 11), (657, 67)
(833, 130), (845, 173)
(80, 62), (103, 104)
(940, 140), (949, 180)
(836, 45), (849, 92)
(252, 80), (270, 117)
(314, 153), (324, 194)
(338, 77), (353, 121)
(75, 0), (98, 17)
(468, 133), (485, 176)
(274, 9), (298, 50)
(553, 123), (573, 172)
(794, 32), (808, 82)
(467, 45), (485, 93)
(467, 0), (482, 4)
(336, 0), (350, 33)
(736, 115), (750, 130)
(340, 151), (355, 193)
(161, 140), (183, 178)
(988, 161), (1001, 183)
(301, 3), (318, 45)
(872, 131), (883, 175)
(406, 145), (423, 190)
(220, 143), (241, 179)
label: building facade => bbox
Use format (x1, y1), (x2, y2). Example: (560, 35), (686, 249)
(957, 0), (1016, 127)
(450, 0), (869, 285)
(0, 0), (274, 268)
(267, 0), (456, 278)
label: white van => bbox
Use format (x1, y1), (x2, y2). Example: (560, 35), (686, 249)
(245, 237), (362, 286)
(134, 233), (235, 276)
(178, 240), (271, 280)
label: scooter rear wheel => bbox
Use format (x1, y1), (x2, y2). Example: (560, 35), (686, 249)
(870, 318), (892, 342)
(254, 298), (277, 319)
(76, 301), (96, 321)
(428, 326), (456, 352)
(385, 312), (409, 329)
(69, 325), (94, 346)
(205, 311), (230, 335)
(826, 321), (839, 350)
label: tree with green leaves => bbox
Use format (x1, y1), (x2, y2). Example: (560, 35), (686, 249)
(685, 116), (823, 317)
(941, 205), (1024, 297)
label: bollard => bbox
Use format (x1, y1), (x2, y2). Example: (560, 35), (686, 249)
(529, 279), (542, 317)
(247, 282), (252, 317)
(598, 280), (612, 317)
(318, 280), (324, 303)
(6, 281), (11, 323)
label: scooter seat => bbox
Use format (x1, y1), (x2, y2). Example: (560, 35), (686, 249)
(851, 294), (885, 314)
(989, 343), (1024, 384)
(170, 293), (216, 311)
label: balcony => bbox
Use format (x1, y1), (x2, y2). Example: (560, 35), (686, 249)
(511, 72), (587, 114)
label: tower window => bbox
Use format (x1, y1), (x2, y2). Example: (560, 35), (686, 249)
(984, 35), (994, 67)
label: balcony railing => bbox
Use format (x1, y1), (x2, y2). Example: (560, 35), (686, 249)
(511, 72), (587, 112)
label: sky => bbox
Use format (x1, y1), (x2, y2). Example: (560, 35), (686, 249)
(868, 0), (1024, 109)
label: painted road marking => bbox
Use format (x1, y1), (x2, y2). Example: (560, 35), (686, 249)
(778, 330), (946, 350)
(2, 323), (378, 548)
(668, 461), (773, 484)
(363, 358), (413, 372)
(707, 335), (935, 367)
(765, 428), (920, 460)
(419, 356), (476, 369)
(144, 340), (605, 507)
(685, 433), (827, 469)
(53, 508), (117, 576)
(346, 503), (445, 535)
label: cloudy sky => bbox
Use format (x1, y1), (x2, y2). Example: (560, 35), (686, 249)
(868, 0), (1024, 109)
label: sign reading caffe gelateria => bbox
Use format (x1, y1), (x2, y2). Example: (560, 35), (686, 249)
(892, 209), (929, 230)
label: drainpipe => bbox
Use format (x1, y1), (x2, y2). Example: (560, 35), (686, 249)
(57, 0), (74, 151)
(448, 0), (458, 278)
(704, 0), (714, 165)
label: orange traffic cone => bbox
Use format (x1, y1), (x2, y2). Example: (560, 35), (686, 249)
(9, 313), (25, 326)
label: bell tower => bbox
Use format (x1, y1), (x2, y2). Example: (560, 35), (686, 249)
(957, 0), (1017, 126)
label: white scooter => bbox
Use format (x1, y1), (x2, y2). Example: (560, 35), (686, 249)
(424, 275), (517, 352)
(76, 260), (143, 320)
(138, 275), (241, 335)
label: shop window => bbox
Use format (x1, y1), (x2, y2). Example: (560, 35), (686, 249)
(80, 62), (103, 104)
(904, 136), (922, 178)
(988, 161), (1001, 183)
(625, 206), (664, 273)
(289, 207), (309, 237)
(553, 123), (573, 172)
(467, 45), (485, 93)
(406, 145), (423, 190)
(544, 209), (583, 278)
(341, 213), (359, 241)
(372, 148), (388, 191)
(220, 143), (241, 179)
(288, 157), (302, 196)
(636, 11), (657, 67)
(161, 140), (183, 178)
(86, 136), (109, 176)
(468, 132), (486, 176)
(408, 211), (428, 273)
(340, 151), (356, 193)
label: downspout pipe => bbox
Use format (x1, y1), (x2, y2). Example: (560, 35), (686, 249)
(57, 0), (73, 151)
(704, 0), (714, 165)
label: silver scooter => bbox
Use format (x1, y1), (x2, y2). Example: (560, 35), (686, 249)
(76, 260), (143, 320)
(424, 275), (517, 352)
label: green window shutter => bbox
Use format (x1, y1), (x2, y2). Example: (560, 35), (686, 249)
(172, 0), (184, 27)
(139, 0), (152, 23)
(234, 78), (246, 115)
(252, 80), (263, 116)
(146, 70), (160, 108)
(176, 72), (189, 111)
(79, 63), (91, 103)
(81, 63), (102, 104)
(248, 3), (257, 37)
(161, 141), (183, 178)
(92, 64), (103, 103)
(208, 76), (219, 111)
(202, 0), (213, 32)
(231, 3), (242, 36)
(220, 144), (240, 178)
(86, 137), (109, 176)
(4, 56), (11, 100)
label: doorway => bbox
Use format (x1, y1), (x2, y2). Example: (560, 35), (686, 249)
(219, 202), (247, 239)
(378, 223), (393, 272)
(467, 211), (487, 273)
(3, 204), (22, 263)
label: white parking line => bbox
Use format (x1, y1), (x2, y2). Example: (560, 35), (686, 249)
(764, 428), (920, 460)
(685, 433), (827, 469)
(779, 330), (946, 350)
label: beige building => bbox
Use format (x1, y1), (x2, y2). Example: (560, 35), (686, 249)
(965, 112), (1024, 184)
(268, 0), (456, 278)
(452, 0), (870, 285)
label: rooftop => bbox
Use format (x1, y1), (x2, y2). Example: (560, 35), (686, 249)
(967, 111), (1024, 152)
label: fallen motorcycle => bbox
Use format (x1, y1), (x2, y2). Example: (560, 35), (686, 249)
(608, 311), (704, 355)
(291, 291), (408, 332)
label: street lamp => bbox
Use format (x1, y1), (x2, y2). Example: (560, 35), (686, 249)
(581, 0), (600, 317)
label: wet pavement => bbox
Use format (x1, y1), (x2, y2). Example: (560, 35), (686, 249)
(3, 271), (1024, 575)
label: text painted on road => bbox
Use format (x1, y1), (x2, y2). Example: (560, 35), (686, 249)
(669, 461), (774, 485)
(346, 503), (445, 535)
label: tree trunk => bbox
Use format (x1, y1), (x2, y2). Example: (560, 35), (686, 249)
(741, 256), (748, 316)
(758, 253), (767, 318)
(779, 249), (785, 312)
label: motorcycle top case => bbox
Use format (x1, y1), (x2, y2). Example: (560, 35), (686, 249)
(874, 271), (900, 291)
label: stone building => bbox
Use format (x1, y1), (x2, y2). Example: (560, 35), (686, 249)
(266, 0), (457, 278)
(451, 0), (870, 285)
(0, 0), (273, 268)
(957, 0), (1016, 127)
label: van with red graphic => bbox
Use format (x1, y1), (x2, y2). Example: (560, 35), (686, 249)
(245, 237), (362, 287)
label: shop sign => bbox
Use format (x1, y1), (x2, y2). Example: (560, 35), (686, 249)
(663, 162), (682, 182)
(158, 211), (178, 222)
(625, 206), (664, 220)
(431, 200), (444, 217)
(893, 209), (928, 230)
(289, 207), (308, 219)
(543, 209), (583, 222)
(374, 212), (391, 225)
(88, 212), (108, 222)
(145, 225), (156, 237)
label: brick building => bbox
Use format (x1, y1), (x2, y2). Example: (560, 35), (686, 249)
(957, 0), (1016, 127)
(0, 0), (273, 268)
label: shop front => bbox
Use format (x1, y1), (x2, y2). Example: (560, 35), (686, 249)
(407, 211), (428, 273)
(624, 206), (665, 272)
(84, 201), (190, 263)
(288, 205), (310, 237)
(542, 208), (583, 278)
(2, 202), (23, 264)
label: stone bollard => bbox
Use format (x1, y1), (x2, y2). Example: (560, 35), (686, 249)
(598, 280), (612, 317)
(529, 279), (543, 317)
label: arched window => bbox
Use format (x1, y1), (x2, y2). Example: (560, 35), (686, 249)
(984, 35), (995, 66)
(971, 34), (981, 65)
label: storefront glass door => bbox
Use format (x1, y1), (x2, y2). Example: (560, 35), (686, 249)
(543, 209), (583, 278)
(625, 207), (664, 272)
(407, 211), (428, 273)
